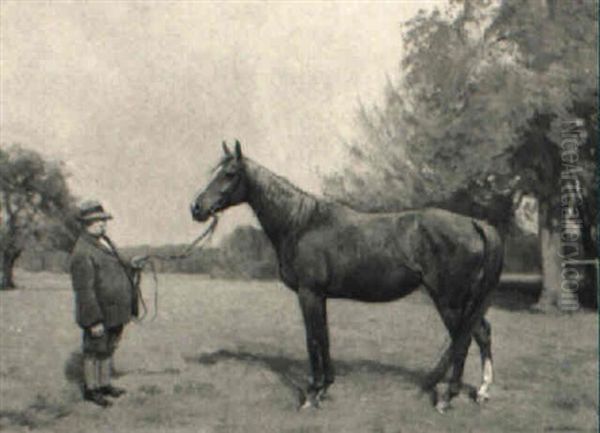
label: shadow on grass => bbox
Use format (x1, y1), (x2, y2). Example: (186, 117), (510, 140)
(0, 394), (72, 430)
(64, 351), (84, 386)
(185, 348), (428, 403)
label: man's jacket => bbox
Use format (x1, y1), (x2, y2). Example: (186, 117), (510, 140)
(70, 233), (138, 329)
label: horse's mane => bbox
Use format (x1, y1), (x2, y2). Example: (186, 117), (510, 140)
(243, 158), (328, 234)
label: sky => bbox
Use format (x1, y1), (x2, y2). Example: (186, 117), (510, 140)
(1, 1), (441, 246)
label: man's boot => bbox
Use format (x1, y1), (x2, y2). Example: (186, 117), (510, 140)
(83, 387), (112, 407)
(98, 358), (126, 398)
(82, 356), (111, 407)
(99, 385), (126, 398)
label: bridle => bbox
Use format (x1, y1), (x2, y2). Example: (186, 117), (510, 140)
(208, 169), (243, 215)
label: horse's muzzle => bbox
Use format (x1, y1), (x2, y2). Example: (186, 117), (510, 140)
(191, 203), (210, 222)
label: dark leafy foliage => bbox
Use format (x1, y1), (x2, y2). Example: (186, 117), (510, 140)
(323, 0), (597, 232)
(0, 144), (77, 287)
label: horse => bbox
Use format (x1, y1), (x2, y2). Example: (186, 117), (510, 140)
(191, 140), (503, 412)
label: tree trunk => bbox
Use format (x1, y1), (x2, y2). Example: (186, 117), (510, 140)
(577, 204), (598, 309)
(534, 226), (563, 311)
(1, 248), (21, 289)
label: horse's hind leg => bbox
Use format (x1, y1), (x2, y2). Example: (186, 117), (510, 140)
(431, 307), (472, 412)
(472, 317), (493, 403)
(447, 334), (472, 398)
(438, 331), (473, 413)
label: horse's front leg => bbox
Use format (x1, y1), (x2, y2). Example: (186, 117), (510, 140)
(297, 287), (333, 409)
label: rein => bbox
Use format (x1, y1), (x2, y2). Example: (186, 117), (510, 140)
(130, 214), (219, 322)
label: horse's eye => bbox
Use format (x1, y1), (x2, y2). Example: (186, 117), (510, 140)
(224, 171), (236, 179)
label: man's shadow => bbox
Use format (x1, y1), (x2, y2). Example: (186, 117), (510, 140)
(64, 351), (124, 388)
(64, 351), (84, 386)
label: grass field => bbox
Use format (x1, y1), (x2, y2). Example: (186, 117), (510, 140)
(0, 270), (597, 433)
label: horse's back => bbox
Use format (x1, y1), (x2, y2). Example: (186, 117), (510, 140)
(298, 206), (489, 266)
(287, 205), (501, 300)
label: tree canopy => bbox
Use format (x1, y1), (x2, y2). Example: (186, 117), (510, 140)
(324, 0), (597, 232)
(0, 144), (78, 287)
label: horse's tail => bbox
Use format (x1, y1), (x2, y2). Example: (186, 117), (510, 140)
(422, 220), (503, 391)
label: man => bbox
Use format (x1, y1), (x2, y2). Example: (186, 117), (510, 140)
(70, 200), (147, 407)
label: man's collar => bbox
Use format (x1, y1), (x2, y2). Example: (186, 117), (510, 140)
(81, 232), (114, 256)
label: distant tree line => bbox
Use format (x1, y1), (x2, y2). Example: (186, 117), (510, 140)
(121, 225), (278, 279)
(17, 225), (279, 280)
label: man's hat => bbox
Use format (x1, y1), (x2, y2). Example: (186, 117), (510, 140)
(77, 200), (113, 222)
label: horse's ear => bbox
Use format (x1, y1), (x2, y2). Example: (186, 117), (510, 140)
(234, 140), (242, 160)
(222, 141), (231, 156)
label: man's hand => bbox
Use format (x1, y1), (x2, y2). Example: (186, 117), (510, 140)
(90, 323), (105, 338)
(130, 255), (149, 270)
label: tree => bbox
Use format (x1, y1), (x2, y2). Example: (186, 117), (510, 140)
(220, 226), (277, 279)
(324, 0), (597, 308)
(0, 144), (77, 288)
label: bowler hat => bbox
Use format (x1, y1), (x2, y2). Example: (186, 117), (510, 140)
(78, 200), (113, 222)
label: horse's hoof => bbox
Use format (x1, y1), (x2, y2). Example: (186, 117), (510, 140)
(435, 400), (450, 414)
(298, 393), (320, 411)
(315, 388), (331, 402)
(476, 390), (490, 404)
(298, 399), (313, 411)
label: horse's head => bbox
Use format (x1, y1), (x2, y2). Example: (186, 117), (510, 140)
(191, 140), (248, 222)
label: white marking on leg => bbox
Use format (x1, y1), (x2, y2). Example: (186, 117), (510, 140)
(477, 357), (493, 403)
(436, 400), (450, 414)
(483, 357), (493, 384)
(299, 399), (313, 410)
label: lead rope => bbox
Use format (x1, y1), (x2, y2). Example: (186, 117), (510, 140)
(100, 234), (149, 322)
(104, 215), (219, 323)
(141, 214), (219, 322)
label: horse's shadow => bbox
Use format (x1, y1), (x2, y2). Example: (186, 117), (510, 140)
(185, 348), (430, 403)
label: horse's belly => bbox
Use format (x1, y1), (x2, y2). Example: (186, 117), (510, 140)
(330, 263), (421, 302)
